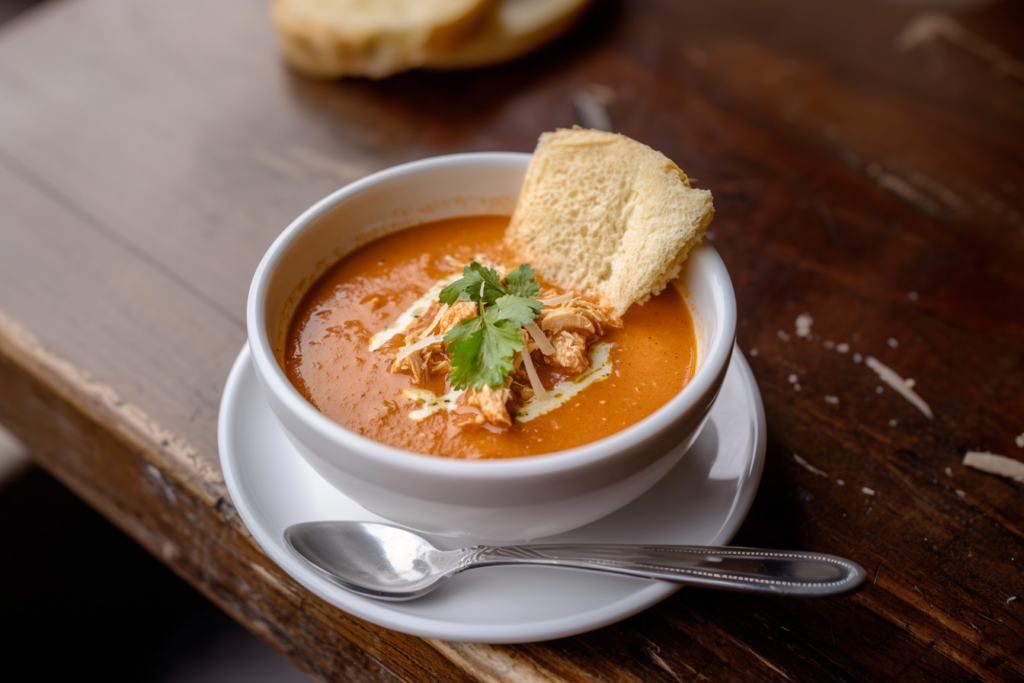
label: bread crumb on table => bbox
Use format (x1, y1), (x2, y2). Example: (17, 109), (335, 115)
(865, 356), (933, 419)
(963, 451), (1024, 483)
(795, 312), (813, 338)
(793, 454), (828, 477)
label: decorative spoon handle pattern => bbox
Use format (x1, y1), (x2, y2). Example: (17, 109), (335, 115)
(463, 544), (867, 597)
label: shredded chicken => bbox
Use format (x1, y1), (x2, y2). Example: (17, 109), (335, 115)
(464, 386), (513, 427)
(539, 298), (622, 337)
(389, 300), (477, 382)
(452, 412), (485, 428)
(508, 376), (534, 411)
(533, 298), (623, 374)
(386, 282), (620, 428)
(540, 308), (595, 336)
(387, 303), (444, 381)
(437, 301), (478, 335)
(547, 331), (590, 374)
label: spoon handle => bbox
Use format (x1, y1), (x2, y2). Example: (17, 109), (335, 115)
(463, 544), (867, 597)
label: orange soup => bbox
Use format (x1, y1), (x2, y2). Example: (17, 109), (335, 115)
(284, 215), (698, 459)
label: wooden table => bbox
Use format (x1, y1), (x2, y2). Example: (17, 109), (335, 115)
(2, 0), (1022, 680)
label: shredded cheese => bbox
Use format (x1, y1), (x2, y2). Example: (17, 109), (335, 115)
(524, 321), (557, 356)
(393, 334), (445, 363)
(419, 303), (449, 339)
(963, 451), (1024, 483)
(518, 335), (550, 402)
(539, 292), (573, 306)
(865, 356), (933, 419)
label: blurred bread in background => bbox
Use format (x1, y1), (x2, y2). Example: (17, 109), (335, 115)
(272, 0), (595, 79)
(424, 0), (595, 70)
(272, 0), (492, 79)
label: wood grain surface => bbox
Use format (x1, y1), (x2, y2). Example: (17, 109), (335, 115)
(1, 0), (1022, 680)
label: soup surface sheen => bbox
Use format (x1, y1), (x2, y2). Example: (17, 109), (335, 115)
(285, 216), (697, 459)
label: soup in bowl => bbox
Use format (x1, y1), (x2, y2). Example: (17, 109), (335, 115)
(247, 153), (736, 540)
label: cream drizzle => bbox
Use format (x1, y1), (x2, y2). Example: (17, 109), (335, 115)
(513, 342), (613, 423)
(403, 387), (466, 421)
(367, 255), (492, 352)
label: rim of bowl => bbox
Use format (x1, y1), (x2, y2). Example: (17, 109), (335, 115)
(247, 152), (737, 480)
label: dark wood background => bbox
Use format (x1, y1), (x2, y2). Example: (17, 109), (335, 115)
(1, 0), (1022, 680)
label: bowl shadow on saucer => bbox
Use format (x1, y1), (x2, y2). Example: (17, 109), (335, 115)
(556, 419), (724, 545)
(728, 433), (812, 552)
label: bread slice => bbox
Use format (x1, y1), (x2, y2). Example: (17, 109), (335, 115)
(272, 0), (492, 79)
(506, 127), (714, 317)
(424, 0), (593, 70)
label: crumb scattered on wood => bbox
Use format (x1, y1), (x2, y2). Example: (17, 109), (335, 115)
(853, 353), (863, 363)
(793, 454), (828, 477)
(945, 466), (953, 477)
(778, 330), (791, 341)
(749, 348), (758, 357)
(788, 374), (798, 384)
(1016, 432), (1024, 449)
(836, 343), (849, 353)
(1009, 596), (1018, 604)
(862, 487), (875, 496)
(963, 451), (1024, 483)
(837, 479), (845, 485)
(825, 395), (839, 405)
(865, 356), (934, 419)
(955, 490), (965, 498)
(824, 340), (835, 349)
(795, 313), (813, 337)
(888, 337), (899, 348)
(908, 291), (919, 301)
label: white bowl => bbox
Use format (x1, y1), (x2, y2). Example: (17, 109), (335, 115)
(247, 153), (736, 541)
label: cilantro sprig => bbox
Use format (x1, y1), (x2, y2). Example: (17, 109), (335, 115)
(439, 263), (543, 390)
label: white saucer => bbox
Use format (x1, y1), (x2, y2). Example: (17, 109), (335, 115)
(218, 345), (766, 644)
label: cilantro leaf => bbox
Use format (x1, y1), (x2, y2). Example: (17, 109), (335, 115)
(438, 262), (507, 307)
(438, 266), (483, 306)
(505, 263), (541, 299)
(443, 316), (482, 348)
(447, 327), (484, 390)
(491, 294), (542, 328)
(475, 266), (507, 306)
(475, 315), (524, 389)
(439, 262), (543, 390)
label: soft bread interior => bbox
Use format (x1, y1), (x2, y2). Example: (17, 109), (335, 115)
(506, 127), (714, 317)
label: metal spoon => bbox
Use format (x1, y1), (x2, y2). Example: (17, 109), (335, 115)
(284, 521), (868, 601)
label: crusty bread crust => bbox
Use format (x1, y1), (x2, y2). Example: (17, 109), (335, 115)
(506, 127), (714, 317)
(272, 0), (492, 79)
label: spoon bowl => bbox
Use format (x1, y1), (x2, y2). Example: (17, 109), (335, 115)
(285, 521), (868, 601)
